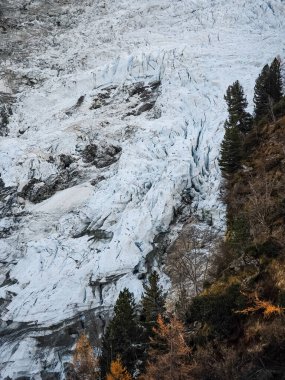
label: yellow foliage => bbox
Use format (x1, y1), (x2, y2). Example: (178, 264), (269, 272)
(73, 334), (100, 380)
(106, 356), (132, 380)
(236, 293), (285, 319)
(140, 315), (192, 380)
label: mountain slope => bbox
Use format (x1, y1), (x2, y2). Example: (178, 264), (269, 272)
(0, 0), (284, 378)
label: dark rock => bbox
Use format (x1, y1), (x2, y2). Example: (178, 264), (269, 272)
(125, 80), (161, 117)
(94, 145), (122, 168)
(40, 372), (60, 380)
(90, 176), (105, 186)
(0, 92), (14, 137)
(128, 82), (145, 97)
(89, 99), (103, 109)
(75, 95), (85, 108)
(89, 86), (117, 110)
(88, 229), (113, 242)
(0, 179), (18, 217)
(19, 168), (80, 204)
(47, 156), (55, 163)
(136, 101), (156, 115)
(82, 144), (98, 163)
(149, 79), (161, 90)
(20, 178), (43, 202)
(181, 188), (193, 205)
(0, 107), (10, 136)
(65, 95), (85, 115)
(73, 226), (113, 241)
(145, 231), (170, 271)
(0, 271), (18, 287)
(58, 154), (76, 169)
(82, 144), (122, 168)
(137, 273), (147, 280)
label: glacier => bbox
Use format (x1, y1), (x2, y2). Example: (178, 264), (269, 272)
(0, 0), (284, 378)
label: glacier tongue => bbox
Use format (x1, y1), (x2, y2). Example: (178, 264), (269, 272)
(0, 0), (285, 377)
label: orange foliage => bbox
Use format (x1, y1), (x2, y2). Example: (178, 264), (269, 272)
(106, 356), (132, 380)
(140, 315), (193, 380)
(236, 293), (285, 319)
(73, 334), (100, 380)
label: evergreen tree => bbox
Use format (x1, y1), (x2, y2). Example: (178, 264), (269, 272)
(224, 81), (252, 133)
(268, 58), (283, 103)
(100, 288), (143, 378)
(218, 125), (243, 175)
(141, 271), (166, 337)
(254, 58), (283, 121)
(254, 64), (270, 121)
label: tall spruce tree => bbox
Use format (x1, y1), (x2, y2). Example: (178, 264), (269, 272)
(100, 288), (143, 378)
(268, 58), (283, 103)
(224, 80), (252, 133)
(254, 58), (283, 122)
(253, 64), (270, 121)
(218, 125), (242, 175)
(141, 271), (166, 337)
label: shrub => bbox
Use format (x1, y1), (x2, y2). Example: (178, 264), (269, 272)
(187, 284), (246, 339)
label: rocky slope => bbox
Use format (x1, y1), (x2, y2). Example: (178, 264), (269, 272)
(0, 0), (284, 378)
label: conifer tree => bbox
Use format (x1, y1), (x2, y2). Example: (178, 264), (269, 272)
(73, 334), (100, 380)
(106, 356), (133, 380)
(100, 288), (143, 378)
(254, 58), (283, 121)
(141, 271), (166, 337)
(218, 125), (243, 175)
(254, 64), (270, 121)
(268, 58), (283, 103)
(224, 81), (252, 133)
(140, 315), (192, 380)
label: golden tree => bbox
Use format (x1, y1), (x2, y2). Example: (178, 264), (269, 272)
(236, 292), (285, 319)
(106, 356), (132, 380)
(141, 315), (193, 380)
(73, 334), (100, 380)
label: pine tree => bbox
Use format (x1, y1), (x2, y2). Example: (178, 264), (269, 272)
(218, 125), (243, 175)
(140, 315), (192, 380)
(100, 288), (143, 378)
(106, 356), (133, 380)
(73, 334), (100, 380)
(268, 58), (283, 103)
(224, 81), (252, 133)
(141, 271), (166, 337)
(254, 58), (283, 122)
(254, 64), (270, 121)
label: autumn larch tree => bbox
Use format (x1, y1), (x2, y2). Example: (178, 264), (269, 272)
(106, 356), (133, 380)
(140, 315), (192, 380)
(73, 334), (100, 380)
